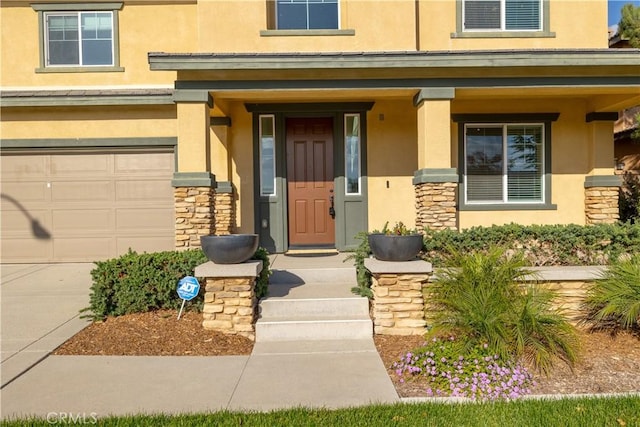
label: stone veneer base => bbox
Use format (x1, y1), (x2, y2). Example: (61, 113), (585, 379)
(194, 260), (263, 340)
(365, 259), (433, 336)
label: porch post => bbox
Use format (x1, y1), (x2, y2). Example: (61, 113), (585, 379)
(584, 113), (621, 225)
(172, 90), (216, 249)
(413, 88), (458, 231)
(210, 118), (235, 235)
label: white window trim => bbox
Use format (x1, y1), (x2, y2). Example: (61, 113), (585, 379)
(344, 113), (361, 196)
(463, 122), (545, 205)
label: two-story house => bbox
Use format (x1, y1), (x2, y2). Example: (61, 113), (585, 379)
(1, 0), (639, 262)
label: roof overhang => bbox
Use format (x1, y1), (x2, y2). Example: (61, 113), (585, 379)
(148, 49), (640, 77)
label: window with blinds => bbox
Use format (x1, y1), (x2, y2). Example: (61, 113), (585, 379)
(464, 124), (544, 204)
(464, 0), (541, 31)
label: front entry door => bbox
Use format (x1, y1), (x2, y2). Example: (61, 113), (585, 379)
(286, 118), (335, 247)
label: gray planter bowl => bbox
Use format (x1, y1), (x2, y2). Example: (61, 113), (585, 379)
(200, 234), (259, 264)
(368, 233), (423, 262)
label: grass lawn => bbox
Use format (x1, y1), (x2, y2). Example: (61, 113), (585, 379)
(4, 395), (639, 427)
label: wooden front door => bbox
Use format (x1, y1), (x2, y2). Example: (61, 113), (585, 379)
(286, 118), (335, 247)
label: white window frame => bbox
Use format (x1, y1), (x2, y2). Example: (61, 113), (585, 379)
(344, 113), (361, 195)
(462, 0), (542, 32)
(44, 11), (115, 67)
(463, 122), (545, 205)
(259, 114), (277, 197)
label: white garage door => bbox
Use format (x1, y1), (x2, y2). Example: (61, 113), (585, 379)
(1, 150), (175, 263)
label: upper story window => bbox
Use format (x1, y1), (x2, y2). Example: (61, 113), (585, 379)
(45, 12), (114, 66)
(463, 0), (541, 31)
(276, 0), (339, 30)
(32, 3), (123, 72)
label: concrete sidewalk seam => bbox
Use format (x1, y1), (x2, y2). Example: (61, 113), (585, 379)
(225, 354), (252, 410)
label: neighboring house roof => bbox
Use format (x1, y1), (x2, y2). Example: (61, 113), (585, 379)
(615, 106), (640, 136)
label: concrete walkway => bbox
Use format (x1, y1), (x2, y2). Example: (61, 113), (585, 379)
(0, 259), (398, 420)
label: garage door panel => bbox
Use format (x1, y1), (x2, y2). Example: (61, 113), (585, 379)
(1, 238), (52, 262)
(0, 209), (52, 238)
(116, 208), (172, 231)
(1, 155), (47, 178)
(115, 180), (173, 202)
(1, 151), (175, 263)
(54, 237), (114, 261)
(1, 184), (49, 207)
(50, 154), (110, 176)
(52, 209), (112, 232)
(51, 181), (112, 202)
(117, 237), (174, 255)
(115, 153), (174, 174)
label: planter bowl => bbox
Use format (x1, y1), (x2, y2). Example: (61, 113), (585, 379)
(368, 233), (423, 262)
(200, 234), (259, 264)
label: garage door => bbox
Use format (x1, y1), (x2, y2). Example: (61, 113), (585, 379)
(1, 150), (175, 263)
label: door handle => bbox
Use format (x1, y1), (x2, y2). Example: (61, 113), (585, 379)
(329, 195), (336, 219)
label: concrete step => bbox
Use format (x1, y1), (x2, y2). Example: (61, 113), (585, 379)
(259, 297), (369, 318)
(252, 339), (377, 355)
(255, 316), (373, 342)
(269, 267), (356, 285)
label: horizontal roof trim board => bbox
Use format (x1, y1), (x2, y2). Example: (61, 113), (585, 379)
(244, 102), (374, 113)
(148, 49), (640, 71)
(177, 77), (639, 91)
(1, 89), (174, 107)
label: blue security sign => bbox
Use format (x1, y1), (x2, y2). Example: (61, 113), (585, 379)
(177, 276), (200, 301)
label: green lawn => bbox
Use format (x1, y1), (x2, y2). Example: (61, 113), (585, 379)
(4, 396), (639, 427)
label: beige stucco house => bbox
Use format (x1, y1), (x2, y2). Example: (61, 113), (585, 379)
(1, 0), (639, 262)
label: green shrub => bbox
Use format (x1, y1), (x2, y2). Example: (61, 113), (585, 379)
(83, 247), (272, 320)
(344, 232), (373, 298)
(619, 172), (640, 224)
(428, 247), (579, 375)
(253, 246), (272, 300)
(422, 223), (640, 267)
(581, 253), (640, 331)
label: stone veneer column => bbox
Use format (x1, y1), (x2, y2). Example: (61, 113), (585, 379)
(364, 258), (432, 336)
(174, 186), (216, 248)
(194, 260), (263, 341)
(584, 176), (621, 225)
(413, 169), (458, 231)
(213, 181), (235, 235)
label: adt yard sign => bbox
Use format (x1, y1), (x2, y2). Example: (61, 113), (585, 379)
(177, 276), (200, 319)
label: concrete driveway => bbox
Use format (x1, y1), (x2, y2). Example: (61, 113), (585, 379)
(1, 263), (94, 388)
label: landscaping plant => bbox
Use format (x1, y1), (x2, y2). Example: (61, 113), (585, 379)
(582, 253), (640, 331)
(83, 247), (272, 320)
(427, 247), (579, 375)
(393, 336), (535, 401)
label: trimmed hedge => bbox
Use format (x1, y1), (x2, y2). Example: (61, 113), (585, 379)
(422, 223), (640, 267)
(83, 249), (208, 320)
(83, 247), (273, 321)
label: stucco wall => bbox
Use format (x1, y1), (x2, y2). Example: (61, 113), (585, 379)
(365, 97), (609, 231)
(0, 105), (176, 138)
(0, 3), (195, 88)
